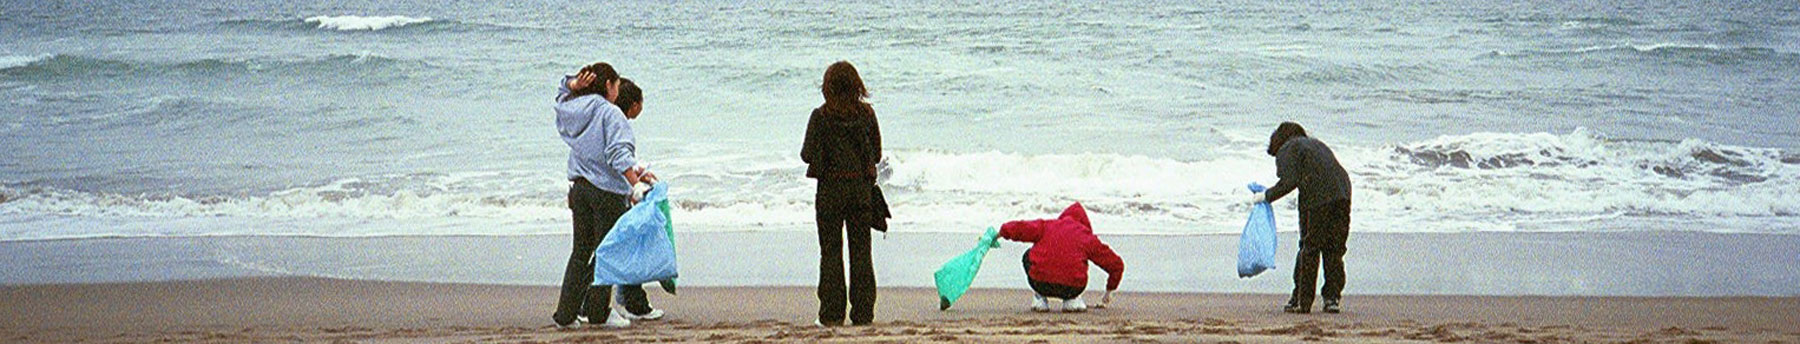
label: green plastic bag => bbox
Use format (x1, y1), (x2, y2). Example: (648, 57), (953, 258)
(656, 190), (677, 294)
(934, 227), (1001, 310)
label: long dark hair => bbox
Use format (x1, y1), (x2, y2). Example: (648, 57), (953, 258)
(820, 60), (871, 116)
(1268, 121), (1308, 156)
(561, 62), (620, 103)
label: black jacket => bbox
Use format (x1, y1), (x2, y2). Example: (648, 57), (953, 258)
(1265, 136), (1352, 210)
(802, 104), (890, 231)
(802, 105), (881, 179)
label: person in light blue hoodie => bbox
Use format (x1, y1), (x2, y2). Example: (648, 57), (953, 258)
(552, 62), (661, 329)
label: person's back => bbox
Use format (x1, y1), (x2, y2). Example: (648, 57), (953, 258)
(1274, 136), (1352, 210)
(999, 203), (1123, 312)
(804, 104), (880, 180)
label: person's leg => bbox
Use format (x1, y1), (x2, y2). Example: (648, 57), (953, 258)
(1321, 201), (1351, 303)
(1288, 205), (1315, 309)
(846, 219), (876, 325)
(1291, 245), (1321, 309)
(1027, 278), (1051, 297)
(554, 182), (602, 325)
(815, 196), (848, 326)
(1321, 248), (1345, 301)
(581, 190), (631, 321)
(1023, 250), (1052, 311)
(1028, 279), (1084, 300)
(617, 284), (653, 316)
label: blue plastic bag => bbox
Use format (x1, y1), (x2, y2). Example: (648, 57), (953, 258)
(592, 183), (679, 286)
(1238, 183), (1278, 278)
(934, 227), (1001, 310)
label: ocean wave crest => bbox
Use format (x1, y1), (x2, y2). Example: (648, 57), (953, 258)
(1278, 61), (1446, 86)
(1357, 129), (1798, 222)
(304, 15), (433, 31)
(1480, 43), (1795, 65)
(0, 54), (55, 70)
(0, 53), (423, 81)
(1384, 128), (1795, 183)
(3, 130), (1795, 239)
(218, 16), (535, 33)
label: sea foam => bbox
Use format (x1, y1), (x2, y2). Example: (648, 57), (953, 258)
(2, 129), (1794, 240)
(304, 15), (434, 31)
(0, 54), (53, 70)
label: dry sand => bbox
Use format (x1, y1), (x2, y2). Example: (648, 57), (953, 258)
(4, 277), (1796, 343)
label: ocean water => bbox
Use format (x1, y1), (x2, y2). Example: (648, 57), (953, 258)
(3, 0), (1798, 241)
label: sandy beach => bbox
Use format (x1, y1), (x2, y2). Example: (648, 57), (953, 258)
(7, 0), (1800, 342)
(3, 232), (1799, 343)
(3, 277), (1797, 343)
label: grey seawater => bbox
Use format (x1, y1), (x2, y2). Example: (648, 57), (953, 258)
(1, 0), (1797, 239)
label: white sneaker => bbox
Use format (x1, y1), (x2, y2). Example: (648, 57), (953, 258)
(602, 309), (632, 329)
(1030, 295), (1052, 312)
(623, 308), (664, 321)
(1062, 298), (1088, 313)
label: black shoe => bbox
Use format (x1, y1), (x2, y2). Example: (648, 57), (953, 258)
(1283, 304), (1310, 314)
(1322, 300), (1341, 314)
(553, 315), (580, 329)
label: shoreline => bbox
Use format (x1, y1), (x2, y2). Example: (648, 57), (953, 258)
(8, 227), (1799, 242)
(4, 231), (1797, 297)
(3, 277), (1797, 343)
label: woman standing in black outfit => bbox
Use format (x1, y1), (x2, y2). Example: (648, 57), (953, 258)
(801, 61), (883, 326)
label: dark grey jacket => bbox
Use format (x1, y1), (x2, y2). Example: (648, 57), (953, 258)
(801, 105), (891, 231)
(1265, 136), (1352, 210)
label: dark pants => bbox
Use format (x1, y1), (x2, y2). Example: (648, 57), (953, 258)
(816, 179), (877, 326)
(554, 179), (654, 324)
(1022, 250), (1084, 299)
(1290, 200), (1351, 307)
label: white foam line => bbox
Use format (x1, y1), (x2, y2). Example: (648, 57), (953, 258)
(0, 54), (53, 69)
(303, 15), (433, 31)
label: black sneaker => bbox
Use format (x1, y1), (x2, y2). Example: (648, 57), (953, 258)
(553, 315), (581, 329)
(1322, 300), (1341, 314)
(1282, 303), (1310, 314)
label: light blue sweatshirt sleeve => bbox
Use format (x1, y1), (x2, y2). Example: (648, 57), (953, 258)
(557, 75), (573, 101)
(596, 101), (639, 175)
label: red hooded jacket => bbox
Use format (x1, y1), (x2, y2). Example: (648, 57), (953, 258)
(999, 203), (1125, 291)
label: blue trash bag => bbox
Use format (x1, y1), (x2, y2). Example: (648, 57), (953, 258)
(592, 183), (679, 286)
(1238, 182), (1278, 278)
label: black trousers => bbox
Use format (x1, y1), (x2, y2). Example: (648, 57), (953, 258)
(816, 179), (877, 326)
(1022, 250), (1084, 299)
(1290, 200), (1351, 307)
(554, 179), (654, 324)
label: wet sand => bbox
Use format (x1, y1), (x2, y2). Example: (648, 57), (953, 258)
(3, 277), (1797, 343)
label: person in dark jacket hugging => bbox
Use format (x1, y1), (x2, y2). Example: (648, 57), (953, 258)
(999, 202), (1124, 313)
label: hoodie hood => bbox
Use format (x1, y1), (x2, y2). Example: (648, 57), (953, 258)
(820, 107), (875, 132)
(556, 95), (604, 143)
(1058, 202), (1091, 232)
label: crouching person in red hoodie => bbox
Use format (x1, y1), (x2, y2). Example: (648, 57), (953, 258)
(999, 202), (1124, 313)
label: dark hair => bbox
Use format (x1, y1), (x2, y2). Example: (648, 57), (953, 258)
(614, 78), (642, 114)
(561, 62), (620, 103)
(821, 61), (870, 115)
(1268, 121), (1308, 156)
